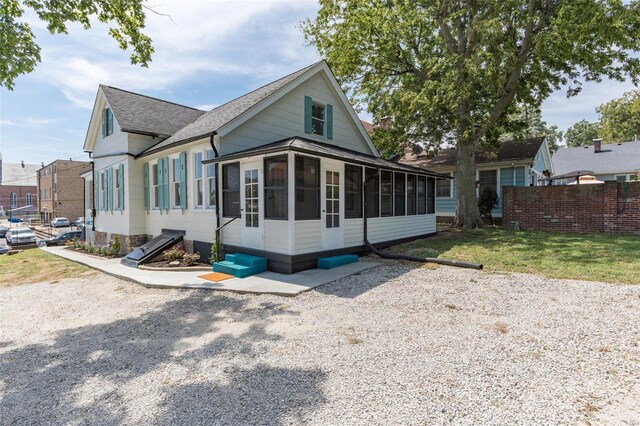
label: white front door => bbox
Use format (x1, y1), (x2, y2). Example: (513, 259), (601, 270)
(322, 161), (343, 250)
(241, 162), (263, 250)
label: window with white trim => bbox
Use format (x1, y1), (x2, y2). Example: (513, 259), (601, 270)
(10, 193), (17, 209)
(26, 193), (33, 206)
(311, 101), (326, 136)
(152, 163), (159, 209)
(478, 170), (498, 195)
(115, 167), (121, 209)
(194, 152), (204, 208)
(101, 172), (107, 210)
(616, 174), (639, 182)
(436, 174), (452, 197)
(172, 157), (181, 208)
(206, 149), (216, 208)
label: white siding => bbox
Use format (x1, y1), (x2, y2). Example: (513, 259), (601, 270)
(264, 220), (289, 253)
(294, 221), (323, 254)
(221, 72), (374, 156)
(366, 215), (436, 244)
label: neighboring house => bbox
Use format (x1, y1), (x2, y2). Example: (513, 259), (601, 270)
(82, 61), (444, 272)
(0, 153), (39, 216)
(552, 140), (640, 184)
(38, 160), (92, 222)
(400, 137), (552, 219)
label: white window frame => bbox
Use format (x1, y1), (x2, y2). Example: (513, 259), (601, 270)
(10, 193), (17, 209)
(151, 161), (160, 210)
(171, 156), (181, 209)
(26, 193), (32, 205)
(311, 100), (327, 137)
(206, 149), (216, 209)
(101, 172), (107, 211)
(193, 151), (204, 209)
(477, 169), (500, 197)
(616, 174), (639, 182)
(436, 172), (454, 198)
(115, 167), (121, 210)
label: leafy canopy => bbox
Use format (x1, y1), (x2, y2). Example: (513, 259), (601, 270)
(565, 119), (601, 147)
(597, 90), (640, 143)
(0, 0), (153, 89)
(304, 0), (640, 153)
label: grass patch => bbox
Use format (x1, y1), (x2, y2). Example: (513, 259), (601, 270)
(395, 227), (640, 284)
(0, 249), (93, 287)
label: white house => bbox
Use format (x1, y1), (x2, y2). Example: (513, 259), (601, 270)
(82, 61), (445, 273)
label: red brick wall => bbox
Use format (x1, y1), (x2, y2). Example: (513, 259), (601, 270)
(502, 182), (640, 235)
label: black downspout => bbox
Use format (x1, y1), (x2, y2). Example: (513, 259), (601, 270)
(210, 133), (220, 259)
(91, 160), (96, 232)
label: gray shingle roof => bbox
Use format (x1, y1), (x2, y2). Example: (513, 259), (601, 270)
(400, 137), (546, 170)
(202, 137), (449, 178)
(552, 141), (640, 176)
(139, 61), (322, 157)
(0, 162), (39, 186)
(101, 85), (205, 137)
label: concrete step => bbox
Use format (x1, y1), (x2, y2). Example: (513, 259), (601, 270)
(213, 253), (267, 278)
(317, 254), (359, 269)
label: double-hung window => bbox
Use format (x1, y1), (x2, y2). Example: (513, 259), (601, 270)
(152, 163), (159, 209)
(206, 149), (216, 208)
(417, 176), (427, 214)
(101, 172), (107, 210)
(380, 170), (393, 217)
(311, 102), (325, 136)
(102, 107), (113, 137)
(172, 158), (181, 208)
(222, 163), (240, 217)
(479, 170), (498, 195)
(394, 172), (406, 216)
(265, 155), (288, 219)
(427, 177), (436, 214)
(345, 164), (363, 219)
(295, 156), (320, 220)
(194, 152), (204, 208)
(436, 173), (452, 197)
(115, 167), (121, 209)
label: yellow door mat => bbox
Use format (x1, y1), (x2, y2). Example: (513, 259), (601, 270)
(198, 272), (235, 282)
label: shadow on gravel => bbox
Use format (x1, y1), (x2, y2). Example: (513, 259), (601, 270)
(313, 261), (418, 299)
(0, 291), (325, 424)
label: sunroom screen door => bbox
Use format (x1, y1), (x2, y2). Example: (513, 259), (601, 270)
(322, 161), (343, 250)
(241, 162), (263, 250)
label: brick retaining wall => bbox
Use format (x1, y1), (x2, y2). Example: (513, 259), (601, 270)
(502, 182), (640, 235)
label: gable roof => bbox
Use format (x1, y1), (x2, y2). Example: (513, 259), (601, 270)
(400, 137), (546, 170)
(139, 62), (322, 157)
(100, 85), (205, 137)
(552, 141), (640, 176)
(202, 137), (448, 178)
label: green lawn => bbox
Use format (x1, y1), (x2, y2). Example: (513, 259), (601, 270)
(0, 249), (92, 287)
(395, 227), (640, 284)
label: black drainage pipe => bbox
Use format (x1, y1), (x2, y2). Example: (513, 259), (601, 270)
(364, 240), (483, 270)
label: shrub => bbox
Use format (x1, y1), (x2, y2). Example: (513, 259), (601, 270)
(182, 252), (201, 266)
(110, 235), (121, 256)
(209, 239), (223, 264)
(163, 247), (186, 262)
(478, 186), (499, 225)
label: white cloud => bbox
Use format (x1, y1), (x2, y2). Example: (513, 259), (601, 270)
(0, 119), (16, 126)
(27, 0), (320, 109)
(0, 117), (56, 128)
(195, 104), (218, 111)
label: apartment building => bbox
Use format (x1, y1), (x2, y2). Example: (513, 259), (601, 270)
(38, 160), (92, 222)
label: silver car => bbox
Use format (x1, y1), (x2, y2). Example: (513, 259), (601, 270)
(6, 227), (37, 245)
(51, 217), (70, 228)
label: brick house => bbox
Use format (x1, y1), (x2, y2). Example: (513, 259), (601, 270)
(38, 160), (92, 222)
(0, 154), (39, 216)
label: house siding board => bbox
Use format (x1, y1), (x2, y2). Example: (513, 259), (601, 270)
(222, 73), (373, 156)
(533, 149), (546, 173)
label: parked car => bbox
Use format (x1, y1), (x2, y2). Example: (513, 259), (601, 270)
(6, 227), (37, 245)
(73, 217), (85, 228)
(8, 217), (24, 224)
(38, 230), (83, 247)
(0, 245), (9, 255)
(51, 217), (70, 228)
(0, 225), (8, 238)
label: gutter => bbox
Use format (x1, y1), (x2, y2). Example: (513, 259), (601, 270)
(91, 161), (96, 232)
(209, 133), (221, 246)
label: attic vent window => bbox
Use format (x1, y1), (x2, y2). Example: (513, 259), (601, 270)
(304, 95), (333, 139)
(102, 107), (114, 137)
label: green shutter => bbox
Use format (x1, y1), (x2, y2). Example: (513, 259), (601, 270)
(107, 108), (113, 135)
(107, 168), (113, 211)
(144, 163), (150, 210)
(304, 95), (312, 134)
(162, 157), (170, 210)
(118, 163), (124, 210)
(101, 109), (106, 138)
(326, 104), (333, 139)
(179, 152), (187, 210)
(94, 172), (99, 211)
(157, 160), (164, 210)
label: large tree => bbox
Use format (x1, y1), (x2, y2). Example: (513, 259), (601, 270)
(565, 119), (601, 147)
(500, 105), (563, 153)
(1, 0), (154, 90)
(304, 0), (640, 228)
(597, 90), (640, 143)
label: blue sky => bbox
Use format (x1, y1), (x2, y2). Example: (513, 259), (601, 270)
(0, 0), (636, 165)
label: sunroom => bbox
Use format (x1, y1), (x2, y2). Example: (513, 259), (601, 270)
(203, 137), (446, 273)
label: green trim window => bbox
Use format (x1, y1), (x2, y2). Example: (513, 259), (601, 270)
(222, 162), (240, 217)
(304, 95), (333, 139)
(265, 155), (289, 220)
(394, 172), (406, 216)
(381, 170), (393, 217)
(345, 164), (363, 218)
(295, 155), (320, 220)
(102, 107), (113, 138)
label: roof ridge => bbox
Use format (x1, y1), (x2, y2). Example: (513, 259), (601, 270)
(99, 84), (203, 111)
(202, 60), (323, 118)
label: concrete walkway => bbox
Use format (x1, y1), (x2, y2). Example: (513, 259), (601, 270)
(41, 246), (378, 296)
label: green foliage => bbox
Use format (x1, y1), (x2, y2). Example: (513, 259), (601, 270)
(1, 0), (153, 89)
(597, 90), (640, 143)
(304, 0), (640, 226)
(182, 252), (201, 266)
(500, 105), (563, 153)
(111, 235), (121, 256)
(477, 187), (499, 224)
(565, 119), (601, 147)
(209, 238), (223, 264)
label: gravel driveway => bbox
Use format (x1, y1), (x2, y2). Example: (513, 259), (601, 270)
(1, 262), (639, 425)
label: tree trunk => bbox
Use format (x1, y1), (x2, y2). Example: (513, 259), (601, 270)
(454, 140), (483, 228)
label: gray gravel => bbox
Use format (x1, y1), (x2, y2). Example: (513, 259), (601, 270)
(1, 261), (639, 425)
